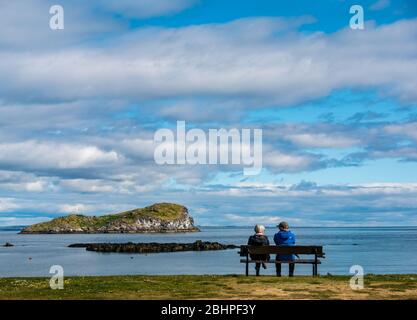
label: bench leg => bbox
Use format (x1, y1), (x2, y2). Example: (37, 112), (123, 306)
(245, 260), (249, 276)
(312, 263), (318, 276)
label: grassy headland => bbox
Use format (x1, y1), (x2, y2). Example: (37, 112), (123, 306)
(20, 203), (198, 234)
(1, 274), (416, 300)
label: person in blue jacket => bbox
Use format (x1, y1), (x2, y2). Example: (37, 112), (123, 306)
(274, 221), (296, 277)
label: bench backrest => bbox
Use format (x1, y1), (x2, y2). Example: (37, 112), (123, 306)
(240, 245), (324, 257)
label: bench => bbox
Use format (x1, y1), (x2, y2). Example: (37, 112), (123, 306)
(239, 245), (325, 276)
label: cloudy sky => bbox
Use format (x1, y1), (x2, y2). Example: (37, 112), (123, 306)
(0, 0), (417, 227)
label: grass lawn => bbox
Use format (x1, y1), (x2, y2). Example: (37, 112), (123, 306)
(1, 274), (417, 300)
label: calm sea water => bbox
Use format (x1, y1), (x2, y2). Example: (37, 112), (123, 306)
(0, 226), (416, 277)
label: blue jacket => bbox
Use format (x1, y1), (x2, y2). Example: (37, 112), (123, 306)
(274, 230), (296, 261)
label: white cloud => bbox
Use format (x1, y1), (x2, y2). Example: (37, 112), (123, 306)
(385, 122), (417, 141)
(118, 138), (156, 160)
(0, 170), (58, 193)
(0, 0), (123, 50)
(58, 203), (89, 214)
(284, 133), (360, 148)
(225, 213), (283, 226)
(263, 150), (320, 172)
(0, 198), (20, 212)
(23, 181), (45, 192)
(1, 17), (416, 104)
(59, 179), (116, 193)
(368, 147), (417, 161)
(0, 0), (196, 50)
(0, 141), (122, 169)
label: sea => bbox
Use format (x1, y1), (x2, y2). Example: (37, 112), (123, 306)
(1, 226), (416, 277)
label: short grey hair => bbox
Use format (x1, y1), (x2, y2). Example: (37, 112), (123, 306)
(254, 224), (265, 233)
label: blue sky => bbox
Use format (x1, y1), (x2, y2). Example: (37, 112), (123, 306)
(0, 0), (417, 227)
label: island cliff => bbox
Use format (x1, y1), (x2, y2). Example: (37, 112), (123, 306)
(20, 203), (199, 234)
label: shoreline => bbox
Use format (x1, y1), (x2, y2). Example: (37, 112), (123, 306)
(1, 274), (416, 300)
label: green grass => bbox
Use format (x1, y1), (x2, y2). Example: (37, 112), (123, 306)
(0, 274), (416, 300)
(117, 203), (188, 221)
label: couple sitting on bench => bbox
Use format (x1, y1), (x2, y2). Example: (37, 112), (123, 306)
(247, 222), (296, 276)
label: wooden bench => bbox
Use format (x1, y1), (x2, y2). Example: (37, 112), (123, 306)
(239, 245), (325, 276)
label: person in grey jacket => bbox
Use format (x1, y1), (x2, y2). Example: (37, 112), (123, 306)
(247, 224), (270, 276)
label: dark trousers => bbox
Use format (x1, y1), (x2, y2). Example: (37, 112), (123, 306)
(276, 263), (295, 277)
(252, 254), (270, 276)
(255, 262), (268, 276)
(255, 263), (261, 276)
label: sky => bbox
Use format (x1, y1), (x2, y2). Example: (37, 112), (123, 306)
(0, 0), (417, 227)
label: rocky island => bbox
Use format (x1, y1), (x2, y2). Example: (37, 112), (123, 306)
(68, 240), (238, 253)
(20, 203), (199, 234)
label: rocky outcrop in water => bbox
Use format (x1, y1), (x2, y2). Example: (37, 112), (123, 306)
(68, 240), (238, 253)
(20, 203), (199, 234)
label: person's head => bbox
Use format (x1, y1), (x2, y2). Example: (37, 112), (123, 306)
(277, 221), (289, 231)
(254, 224), (265, 234)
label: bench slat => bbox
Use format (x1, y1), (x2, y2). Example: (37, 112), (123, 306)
(240, 245), (324, 256)
(240, 259), (321, 264)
